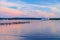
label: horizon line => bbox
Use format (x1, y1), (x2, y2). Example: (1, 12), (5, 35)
(0, 18), (59, 20)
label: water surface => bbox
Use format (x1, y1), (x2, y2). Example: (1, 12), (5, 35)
(0, 20), (60, 40)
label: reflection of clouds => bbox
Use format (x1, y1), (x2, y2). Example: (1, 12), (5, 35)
(0, 20), (60, 40)
(0, 20), (57, 35)
(0, 36), (20, 40)
(48, 21), (56, 33)
(0, 24), (20, 35)
(0, 24), (24, 40)
(27, 20), (56, 34)
(37, 20), (56, 34)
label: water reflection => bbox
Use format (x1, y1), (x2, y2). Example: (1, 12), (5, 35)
(0, 21), (30, 25)
(0, 20), (60, 40)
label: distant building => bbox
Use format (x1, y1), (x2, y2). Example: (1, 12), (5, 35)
(41, 17), (49, 21)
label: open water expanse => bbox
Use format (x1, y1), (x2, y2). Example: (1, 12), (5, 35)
(0, 20), (60, 40)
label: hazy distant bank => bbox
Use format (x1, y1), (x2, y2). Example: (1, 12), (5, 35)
(0, 18), (60, 20)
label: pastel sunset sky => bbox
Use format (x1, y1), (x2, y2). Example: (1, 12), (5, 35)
(0, 0), (60, 18)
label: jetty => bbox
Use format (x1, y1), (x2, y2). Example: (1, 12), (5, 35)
(0, 21), (30, 25)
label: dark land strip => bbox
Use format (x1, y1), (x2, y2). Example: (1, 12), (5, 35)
(0, 18), (60, 20)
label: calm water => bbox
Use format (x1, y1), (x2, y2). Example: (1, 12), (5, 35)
(0, 20), (60, 40)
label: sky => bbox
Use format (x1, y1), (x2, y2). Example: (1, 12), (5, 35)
(0, 0), (60, 18)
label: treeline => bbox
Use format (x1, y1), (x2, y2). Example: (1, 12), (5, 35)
(49, 18), (60, 20)
(0, 18), (41, 20)
(0, 18), (60, 20)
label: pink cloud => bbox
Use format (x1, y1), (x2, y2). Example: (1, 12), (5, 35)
(0, 7), (55, 18)
(24, 10), (55, 18)
(0, 7), (26, 17)
(36, 10), (55, 18)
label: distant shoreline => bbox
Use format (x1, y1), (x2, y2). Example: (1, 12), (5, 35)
(0, 18), (60, 20)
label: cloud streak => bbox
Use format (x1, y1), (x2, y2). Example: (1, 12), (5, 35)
(0, 6), (55, 18)
(0, 0), (56, 18)
(0, 7), (27, 17)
